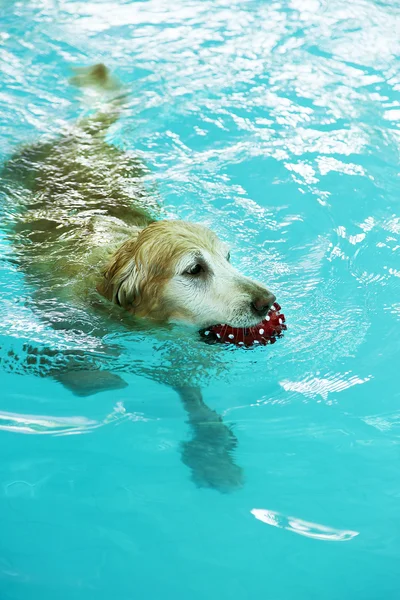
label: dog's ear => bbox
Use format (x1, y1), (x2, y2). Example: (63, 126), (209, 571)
(97, 236), (142, 309)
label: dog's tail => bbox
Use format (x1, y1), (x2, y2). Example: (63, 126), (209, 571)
(69, 63), (122, 91)
(69, 63), (126, 135)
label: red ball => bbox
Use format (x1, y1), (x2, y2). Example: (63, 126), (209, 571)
(200, 302), (286, 347)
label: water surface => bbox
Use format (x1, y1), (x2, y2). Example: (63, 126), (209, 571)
(1, 0), (400, 598)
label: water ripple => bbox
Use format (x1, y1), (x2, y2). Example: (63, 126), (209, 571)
(251, 508), (359, 542)
(0, 402), (149, 436)
(280, 372), (372, 402)
(0, 411), (99, 436)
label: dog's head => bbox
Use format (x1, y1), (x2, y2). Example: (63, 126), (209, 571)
(98, 220), (275, 328)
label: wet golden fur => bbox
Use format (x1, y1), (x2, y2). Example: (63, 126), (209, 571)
(3, 64), (274, 332)
(97, 218), (274, 328)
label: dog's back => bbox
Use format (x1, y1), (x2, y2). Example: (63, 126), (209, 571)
(1, 65), (158, 304)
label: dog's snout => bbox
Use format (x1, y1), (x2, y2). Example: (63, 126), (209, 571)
(251, 293), (276, 316)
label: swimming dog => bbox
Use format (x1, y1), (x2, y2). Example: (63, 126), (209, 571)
(1, 65), (276, 491)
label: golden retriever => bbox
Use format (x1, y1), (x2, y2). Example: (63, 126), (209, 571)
(1, 64), (276, 492)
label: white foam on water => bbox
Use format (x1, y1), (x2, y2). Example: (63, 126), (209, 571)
(251, 509), (359, 542)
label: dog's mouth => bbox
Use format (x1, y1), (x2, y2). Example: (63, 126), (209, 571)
(199, 302), (286, 347)
(202, 311), (268, 331)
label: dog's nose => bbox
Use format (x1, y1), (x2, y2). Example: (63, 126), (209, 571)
(251, 293), (276, 316)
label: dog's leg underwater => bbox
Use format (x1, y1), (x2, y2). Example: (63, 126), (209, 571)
(1, 342), (129, 397)
(176, 386), (244, 492)
(54, 368), (128, 397)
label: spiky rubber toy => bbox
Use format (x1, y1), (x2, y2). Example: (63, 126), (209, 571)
(200, 302), (286, 347)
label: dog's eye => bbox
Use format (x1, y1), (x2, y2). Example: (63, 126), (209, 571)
(185, 264), (204, 276)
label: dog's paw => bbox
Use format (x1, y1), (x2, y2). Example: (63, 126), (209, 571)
(181, 436), (244, 493)
(55, 369), (128, 396)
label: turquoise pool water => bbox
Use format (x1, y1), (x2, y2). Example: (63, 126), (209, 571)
(1, 0), (400, 597)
